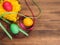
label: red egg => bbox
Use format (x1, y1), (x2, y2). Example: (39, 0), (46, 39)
(3, 1), (13, 12)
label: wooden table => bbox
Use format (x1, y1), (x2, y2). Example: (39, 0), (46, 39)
(0, 0), (60, 45)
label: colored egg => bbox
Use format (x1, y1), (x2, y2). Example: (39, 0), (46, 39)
(3, 1), (13, 12)
(23, 17), (33, 26)
(10, 23), (19, 34)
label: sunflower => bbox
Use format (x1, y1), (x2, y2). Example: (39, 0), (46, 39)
(0, 0), (21, 22)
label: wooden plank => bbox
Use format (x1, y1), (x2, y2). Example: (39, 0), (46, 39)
(0, 0), (60, 45)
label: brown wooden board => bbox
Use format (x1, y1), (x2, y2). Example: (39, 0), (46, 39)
(0, 0), (60, 45)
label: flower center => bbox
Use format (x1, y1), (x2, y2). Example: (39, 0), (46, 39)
(2, 1), (13, 12)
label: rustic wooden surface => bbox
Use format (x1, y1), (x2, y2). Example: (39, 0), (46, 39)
(0, 0), (60, 45)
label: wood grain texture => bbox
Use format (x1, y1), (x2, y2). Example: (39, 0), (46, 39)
(0, 0), (60, 45)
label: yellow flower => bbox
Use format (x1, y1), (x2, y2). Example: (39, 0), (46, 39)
(0, 0), (21, 22)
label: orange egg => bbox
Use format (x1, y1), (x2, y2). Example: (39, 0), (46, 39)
(23, 17), (33, 27)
